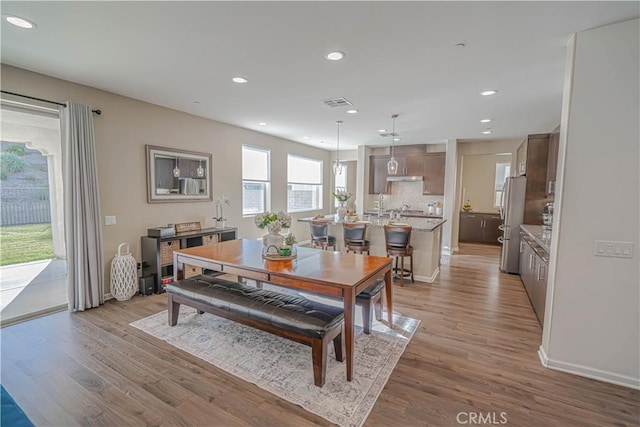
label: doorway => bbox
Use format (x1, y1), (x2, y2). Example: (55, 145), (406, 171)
(0, 102), (67, 326)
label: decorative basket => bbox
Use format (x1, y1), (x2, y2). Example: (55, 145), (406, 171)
(110, 243), (138, 301)
(160, 240), (180, 265)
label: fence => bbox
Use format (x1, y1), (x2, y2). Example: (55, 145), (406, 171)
(0, 188), (51, 226)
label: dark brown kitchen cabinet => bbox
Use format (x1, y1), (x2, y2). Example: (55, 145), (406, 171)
(546, 126), (560, 196)
(368, 155), (390, 194)
(459, 212), (502, 244)
(423, 153), (445, 195)
(519, 232), (548, 326)
(395, 155), (424, 176)
(523, 133), (550, 224)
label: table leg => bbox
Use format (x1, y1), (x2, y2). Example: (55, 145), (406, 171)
(385, 269), (393, 327)
(344, 290), (355, 381)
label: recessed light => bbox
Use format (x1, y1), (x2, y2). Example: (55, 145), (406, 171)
(303, 136), (310, 140)
(258, 122), (267, 126)
(193, 101), (200, 104)
(480, 119), (492, 123)
(378, 129), (387, 133)
(455, 43), (466, 49)
(482, 130), (493, 134)
(480, 90), (497, 96)
(232, 77), (249, 84)
(346, 109), (358, 114)
(393, 137), (401, 142)
(326, 51), (345, 61)
(5, 15), (36, 29)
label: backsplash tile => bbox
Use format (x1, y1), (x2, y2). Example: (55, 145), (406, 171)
(365, 181), (444, 212)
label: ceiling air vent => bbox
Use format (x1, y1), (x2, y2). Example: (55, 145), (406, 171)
(321, 97), (353, 108)
(379, 132), (398, 138)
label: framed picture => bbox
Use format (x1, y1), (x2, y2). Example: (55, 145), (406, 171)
(146, 145), (212, 203)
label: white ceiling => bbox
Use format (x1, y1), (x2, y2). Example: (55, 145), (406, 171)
(1, 2), (638, 150)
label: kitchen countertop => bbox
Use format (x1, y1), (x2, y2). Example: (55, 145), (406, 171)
(299, 216), (446, 232)
(364, 210), (443, 219)
(520, 224), (551, 255)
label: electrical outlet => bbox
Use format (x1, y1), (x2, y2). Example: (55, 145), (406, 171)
(594, 240), (634, 258)
(105, 215), (117, 226)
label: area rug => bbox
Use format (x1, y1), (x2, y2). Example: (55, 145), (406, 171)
(131, 303), (419, 427)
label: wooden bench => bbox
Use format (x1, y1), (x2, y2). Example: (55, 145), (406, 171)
(165, 275), (344, 387)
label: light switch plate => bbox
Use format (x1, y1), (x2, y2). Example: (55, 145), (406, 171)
(105, 215), (116, 226)
(594, 240), (633, 258)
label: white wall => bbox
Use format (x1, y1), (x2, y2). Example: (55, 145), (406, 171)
(1, 65), (332, 293)
(541, 19), (640, 389)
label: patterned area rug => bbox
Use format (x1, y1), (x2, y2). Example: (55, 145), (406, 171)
(131, 302), (419, 427)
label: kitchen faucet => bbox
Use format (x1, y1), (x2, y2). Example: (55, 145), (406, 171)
(377, 193), (384, 217)
(401, 202), (410, 212)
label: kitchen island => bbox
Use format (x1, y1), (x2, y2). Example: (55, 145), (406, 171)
(299, 216), (446, 282)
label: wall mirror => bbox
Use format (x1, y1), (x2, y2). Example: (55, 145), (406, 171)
(146, 145), (212, 203)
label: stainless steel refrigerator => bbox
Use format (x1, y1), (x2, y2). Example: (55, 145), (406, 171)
(499, 176), (527, 273)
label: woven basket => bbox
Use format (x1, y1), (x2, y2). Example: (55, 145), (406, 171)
(160, 240), (180, 265)
(110, 243), (137, 301)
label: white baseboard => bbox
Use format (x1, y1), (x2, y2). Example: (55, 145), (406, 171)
(538, 345), (640, 390)
(414, 267), (440, 283)
(104, 292), (114, 301)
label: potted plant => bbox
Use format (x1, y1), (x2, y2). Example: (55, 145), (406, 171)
(254, 211), (292, 253)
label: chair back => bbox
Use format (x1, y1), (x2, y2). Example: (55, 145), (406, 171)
(310, 221), (329, 240)
(384, 225), (412, 253)
(343, 222), (367, 245)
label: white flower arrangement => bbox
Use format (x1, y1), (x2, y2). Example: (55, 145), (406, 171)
(254, 211), (292, 233)
(215, 195), (230, 220)
(332, 191), (352, 202)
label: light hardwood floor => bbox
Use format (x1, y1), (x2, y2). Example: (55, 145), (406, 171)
(1, 243), (638, 426)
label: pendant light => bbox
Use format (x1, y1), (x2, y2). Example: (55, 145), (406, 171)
(333, 120), (344, 175)
(173, 157), (181, 178)
(387, 114), (399, 175)
(196, 160), (204, 177)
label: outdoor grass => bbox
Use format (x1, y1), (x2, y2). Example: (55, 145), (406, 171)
(0, 223), (54, 266)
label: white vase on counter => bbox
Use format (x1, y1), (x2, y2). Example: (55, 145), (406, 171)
(336, 202), (347, 221)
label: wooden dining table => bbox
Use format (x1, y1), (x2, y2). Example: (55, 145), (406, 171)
(172, 238), (393, 382)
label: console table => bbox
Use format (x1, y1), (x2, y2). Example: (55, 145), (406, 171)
(141, 226), (237, 292)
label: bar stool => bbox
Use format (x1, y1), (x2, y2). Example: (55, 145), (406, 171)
(309, 221), (337, 250)
(343, 222), (370, 255)
(384, 225), (414, 286)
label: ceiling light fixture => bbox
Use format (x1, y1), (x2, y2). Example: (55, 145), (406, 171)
(333, 120), (344, 175)
(387, 114), (399, 175)
(393, 137), (401, 142)
(480, 90), (497, 96)
(232, 77), (248, 83)
(482, 130), (493, 134)
(455, 43), (466, 49)
(5, 15), (36, 29)
(480, 119), (492, 123)
(303, 136), (310, 140)
(346, 109), (358, 114)
(378, 129), (387, 133)
(326, 51), (345, 61)
(258, 122), (267, 126)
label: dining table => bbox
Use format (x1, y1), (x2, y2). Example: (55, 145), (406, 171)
(172, 238), (393, 382)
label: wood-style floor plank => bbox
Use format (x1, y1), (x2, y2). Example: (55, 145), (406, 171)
(1, 243), (638, 426)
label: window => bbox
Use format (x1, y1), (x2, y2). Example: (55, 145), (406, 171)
(287, 155), (323, 212)
(334, 165), (347, 207)
(242, 146), (270, 216)
(494, 162), (511, 207)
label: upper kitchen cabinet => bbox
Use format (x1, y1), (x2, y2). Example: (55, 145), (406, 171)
(423, 153), (446, 195)
(369, 155), (390, 194)
(524, 133), (550, 224)
(516, 139), (528, 175)
(546, 125), (560, 196)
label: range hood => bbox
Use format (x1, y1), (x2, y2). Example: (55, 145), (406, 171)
(386, 175), (424, 182)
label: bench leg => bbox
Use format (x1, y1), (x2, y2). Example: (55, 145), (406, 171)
(311, 338), (328, 387)
(374, 295), (383, 322)
(168, 294), (180, 326)
(334, 330), (344, 362)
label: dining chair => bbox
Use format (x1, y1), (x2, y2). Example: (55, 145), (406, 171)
(309, 221), (337, 250)
(343, 222), (370, 255)
(384, 225), (414, 286)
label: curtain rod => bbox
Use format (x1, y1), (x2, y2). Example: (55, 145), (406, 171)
(0, 90), (102, 115)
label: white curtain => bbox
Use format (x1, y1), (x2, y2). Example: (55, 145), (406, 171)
(60, 102), (104, 311)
